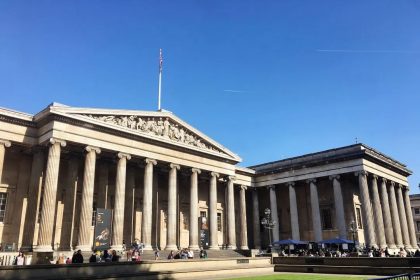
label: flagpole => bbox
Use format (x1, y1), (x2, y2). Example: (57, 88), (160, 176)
(158, 49), (162, 111)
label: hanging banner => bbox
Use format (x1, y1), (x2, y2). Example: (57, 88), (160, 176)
(93, 208), (112, 251)
(199, 216), (209, 249)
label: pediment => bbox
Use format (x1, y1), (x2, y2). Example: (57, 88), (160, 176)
(46, 104), (241, 162)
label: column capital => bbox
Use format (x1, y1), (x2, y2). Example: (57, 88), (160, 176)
(286, 181), (295, 187)
(228, 175), (236, 181)
(381, 177), (388, 184)
(117, 152), (131, 160)
(0, 139), (11, 148)
(191, 168), (201, 174)
(354, 170), (368, 177)
(307, 178), (317, 184)
(390, 181), (396, 187)
(145, 158), (157, 165)
(49, 138), (66, 147)
(170, 163), (180, 170)
(210, 171), (219, 178)
(371, 174), (379, 180)
(329, 174), (340, 181)
(267, 185), (276, 190)
(85, 146), (101, 154)
(240, 185), (247, 191)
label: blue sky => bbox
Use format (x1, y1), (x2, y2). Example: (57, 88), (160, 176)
(1, 1), (419, 191)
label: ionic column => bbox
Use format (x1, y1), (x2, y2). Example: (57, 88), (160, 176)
(142, 158), (157, 250)
(396, 184), (411, 248)
(379, 178), (396, 248)
(308, 179), (322, 242)
(371, 175), (386, 248)
(209, 172), (219, 250)
(288, 182), (300, 240)
(239, 185), (249, 250)
(76, 146), (101, 251)
(21, 148), (45, 251)
(0, 139), (11, 183)
(59, 157), (79, 251)
(165, 163), (180, 250)
(269, 186), (280, 242)
(35, 138), (66, 252)
(189, 168), (201, 250)
(252, 188), (261, 249)
(355, 171), (377, 248)
(403, 186), (418, 249)
(389, 181), (403, 247)
(329, 175), (346, 239)
(227, 176), (236, 249)
(111, 152), (131, 251)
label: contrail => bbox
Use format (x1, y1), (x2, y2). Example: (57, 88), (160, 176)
(316, 49), (420, 54)
(223, 89), (246, 93)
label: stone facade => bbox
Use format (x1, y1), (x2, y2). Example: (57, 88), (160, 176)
(0, 103), (415, 254)
(409, 194), (420, 246)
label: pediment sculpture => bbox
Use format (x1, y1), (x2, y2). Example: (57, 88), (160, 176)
(84, 114), (223, 153)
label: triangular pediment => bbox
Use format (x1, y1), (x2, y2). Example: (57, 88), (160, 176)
(44, 104), (241, 162)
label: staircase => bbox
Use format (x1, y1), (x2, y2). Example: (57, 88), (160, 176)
(135, 249), (248, 261)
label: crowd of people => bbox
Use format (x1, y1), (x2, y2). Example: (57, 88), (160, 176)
(278, 246), (420, 258)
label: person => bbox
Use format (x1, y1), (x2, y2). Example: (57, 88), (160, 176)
(102, 250), (111, 262)
(200, 249), (208, 259)
(111, 250), (119, 262)
(57, 254), (66, 264)
(399, 248), (407, 258)
(385, 247), (390, 257)
(154, 249), (160, 260)
(140, 241), (144, 255)
(89, 252), (97, 263)
(72, 250), (84, 264)
(15, 251), (25, 265)
(187, 249), (194, 259)
(167, 250), (175, 260)
(66, 257), (72, 264)
(415, 249), (420, 257)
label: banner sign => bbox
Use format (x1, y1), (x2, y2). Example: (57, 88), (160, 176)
(93, 208), (112, 251)
(199, 216), (209, 249)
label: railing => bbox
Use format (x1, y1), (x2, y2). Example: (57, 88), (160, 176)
(372, 273), (420, 280)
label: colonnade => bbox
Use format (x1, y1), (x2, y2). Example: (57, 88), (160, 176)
(251, 171), (417, 250)
(0, 138), (249, 252)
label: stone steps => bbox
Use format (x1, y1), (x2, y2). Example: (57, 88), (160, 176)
(126, 249), (248, 261)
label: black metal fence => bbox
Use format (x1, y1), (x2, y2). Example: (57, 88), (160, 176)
(372, 273), (420, 280)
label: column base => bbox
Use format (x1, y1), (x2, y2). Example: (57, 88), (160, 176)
(32, 251), (54, 264)
(143, 244), (153, 251)
(20, 245), (33, 252)
(110, 245), (124, 252)
(165, 244), (178, 251)
(388, 244), (397, 249)
(75, 245), (93, 252)
(227, 245), (237, 250)
(188, 245), (200, 250)
(33, 245), (53, 252)
(209, 245), (219, 250)
(240, 246), (249, 250)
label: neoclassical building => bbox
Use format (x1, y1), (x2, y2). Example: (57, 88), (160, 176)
(0, 103), (416, 257)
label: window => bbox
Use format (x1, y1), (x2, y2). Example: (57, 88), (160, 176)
(321, 208), (333, 230)
(415, 208), (420, 215)
(356, 207), (363, 229)
(200, 211), (207, 218)
(217, 213), (222, 231)
(416, 221), (420, 232)
(0, 193), (7, 222)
